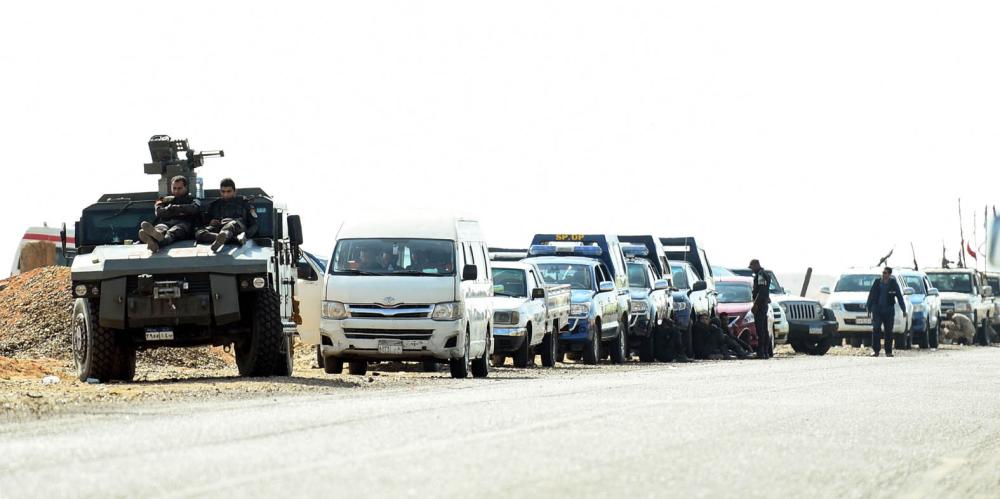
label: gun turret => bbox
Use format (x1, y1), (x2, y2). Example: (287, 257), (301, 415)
(143, 135), (224, 196)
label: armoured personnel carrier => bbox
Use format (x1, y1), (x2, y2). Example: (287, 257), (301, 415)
(68, 135), (304, 381)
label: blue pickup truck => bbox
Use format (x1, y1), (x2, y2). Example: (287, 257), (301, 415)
(525, 234), (631, 364)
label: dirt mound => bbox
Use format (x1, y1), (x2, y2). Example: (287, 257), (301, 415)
(0, 356), (63, 380)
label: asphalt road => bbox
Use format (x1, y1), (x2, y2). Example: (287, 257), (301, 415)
(2, 347), (1000, 498)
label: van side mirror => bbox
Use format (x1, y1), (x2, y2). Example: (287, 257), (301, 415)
(462, 264), (478, 281)
(820, 286), (831, 294)
(598, 281), (615, 292)
(927, 287), (939, 296)
(692, 280), (707, 292)
(531, 288), (545, 299)
(653, 279), (669, 291)
(984, 285), (993, 298)
(287, 215), (304, 246)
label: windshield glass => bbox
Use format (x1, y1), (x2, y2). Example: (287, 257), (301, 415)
(834, 274), (879, 292)
(717, 282), (752, 303)
(536, 263), (593, 290)
(670, 265), (690, 289)
(492, 268), (527, 297)
(628, 263), (649, 288)
(926, 273), (974, 294)
(712, 266), (736, 277)
(903, 276), (926, 294)
(331, 238), (455, 276)
(988, 276), (999, 291)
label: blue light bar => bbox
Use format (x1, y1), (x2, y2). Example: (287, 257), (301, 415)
(528, 245), (557, 256)
(621, 244), (649, 257)
(573, 245), (603, 257)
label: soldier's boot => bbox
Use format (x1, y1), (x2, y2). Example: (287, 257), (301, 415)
(195, 230), (218, 244)
(137, 230), (160, 253)
(140, 221), (165, 242)
(211, 230), (232, 252)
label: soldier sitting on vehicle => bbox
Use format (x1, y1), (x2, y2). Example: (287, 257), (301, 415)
(195, 178), (257, 252)
(941, 310), (976, 344)
(138, 175), (201, 253)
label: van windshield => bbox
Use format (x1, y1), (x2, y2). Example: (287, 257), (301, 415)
(331, 239), (455, 276)
(536, 263), (593, 290)
(926, 272), (973, 294)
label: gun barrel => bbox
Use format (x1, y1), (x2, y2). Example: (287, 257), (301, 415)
(200, 150), (224, 158)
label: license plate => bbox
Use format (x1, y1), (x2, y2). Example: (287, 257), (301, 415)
(855, 317), (872, 325)
(378, 340), (403, 355)
(145, 328), (174, 341)
(809, 326), (823, 335)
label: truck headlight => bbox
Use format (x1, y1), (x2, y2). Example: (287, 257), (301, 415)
(744, 311), (755, 324)
(493, 310), (519, 325)
(570, 303), (590, 316)
(431, 302), (464, 321)
(321, 301), (349, 320)
(74, 284), (89, 298)
(955, 302), (972, 312)
(630, 301), (648, 313)
(912, 303), (927, 314)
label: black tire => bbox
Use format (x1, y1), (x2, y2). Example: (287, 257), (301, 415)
(917, 327), (929, 349)
(583, 320), (601, 365)
(789, 340), (806, 353)
(512, 324), (532, 368)
(347, 360), (367, 375)
(849, 335), (862, 348)
(421, 360), (438, 372)
(979, 319), (991, 346)
(862, 335), (872, 347)
(236, 290), (286, 377)
(610, 318), (627, 364)
(471, 329), (491, 378)
(324, 355), (344, 374)
(804, 338), (832, 356)
(112, 345), (137, 382)
(540, 324), (559, 367)
(450, 329), (471, 378)
(491, 354), (505, 367)
(929, 317), (940, 348)
(315, 345), (324, 369)
(72, 298), (118, 383)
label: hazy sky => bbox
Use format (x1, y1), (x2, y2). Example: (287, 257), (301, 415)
(2, 1), (998, 277)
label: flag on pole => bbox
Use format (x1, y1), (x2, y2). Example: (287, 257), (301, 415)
(967, 241), (978, 261)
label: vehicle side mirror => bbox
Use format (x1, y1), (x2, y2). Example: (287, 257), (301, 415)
(493, 284), (505, 294)
(598, 281), (615, 292)
(984, 285), (993, 298)
(903, 286), (915, 296)
(462, 264), (478, 281)
(820, 286), (831, 294)
(927, 287), (939, 296)
(531, 288), (545, 299)
(653, 279), (669, 291)
(287, 215), (304, 246)
(297, 261), (317, 281)
(692, 280), (707, 292)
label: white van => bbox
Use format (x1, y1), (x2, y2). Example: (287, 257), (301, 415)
(312, 216), (494, 379)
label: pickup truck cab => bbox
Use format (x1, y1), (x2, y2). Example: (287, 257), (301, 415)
(525, 234), (631, 364)
(898, 269), (942, 349)
(821, 269), (914, 348)
(318, 216), (495, 379)
(924, 268), (994, 345)
(618, 235), (690, 331)
(623, 246), (671, 362)
(661, 237), (718, 318)
(489, 262), (571, 368)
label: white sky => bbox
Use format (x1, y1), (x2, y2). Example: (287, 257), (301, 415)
(2, 1), (998, 277)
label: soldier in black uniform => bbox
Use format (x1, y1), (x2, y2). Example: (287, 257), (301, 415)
(749, 259), (773, 359)
(865, 267), (907, 357)
(195, 178), (257, 252)
(653, 317), (692, 363)
(138, 175), (201, 253)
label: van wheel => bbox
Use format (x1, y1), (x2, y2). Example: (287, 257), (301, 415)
(471, 329), (491, 378)
(583, 320), (601, 364)
(236, 289), (286, 377)
(72, 298), (118, 382)
(324, 356), (344, 374)
(540, 325), (559, 367)
(347, 361), (367, 375)
(513, 325), (532, 368)
(450, 329), (471, 378)
(610, 318), (627, 364)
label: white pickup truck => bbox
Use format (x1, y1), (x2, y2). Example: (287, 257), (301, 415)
(489, 262), (571, 367)
(925, 268), (994, 346)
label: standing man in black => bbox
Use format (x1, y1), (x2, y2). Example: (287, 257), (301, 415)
(865, 267), (908, 357)
(749, 259), (772, 359)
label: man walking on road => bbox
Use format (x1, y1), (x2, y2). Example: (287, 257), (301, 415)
(866, 267), (907, 357)
(749, 259), (772, 359)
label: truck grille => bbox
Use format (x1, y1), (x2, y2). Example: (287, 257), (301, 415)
(347, 304), (432, 319)
(343, 328), (433, 341)
(784, 302), (823, 320)
(843, 303), (867, 313)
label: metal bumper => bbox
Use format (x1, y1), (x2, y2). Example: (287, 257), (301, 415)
(493, 326), (528, 353)
(559, 316), (592, 343)
(786, 320), (838, 343)
(320, 318), (465, 361)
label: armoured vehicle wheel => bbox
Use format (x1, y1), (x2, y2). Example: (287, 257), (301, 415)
(540, 327), (559, 367)
(273, 333), (294, 376)
(583, 320), (601, 365)
(450, 329), (471, 378)
(347, 361), (367, 375)
(323, 356), (344, 374)
(236, 290), (286, 377)
(512, 324), (531, 368)
(610, 318), (627, 364)
(113, 345), (137, 382)
(72, 298), (119, 383)
(471, 330), (491, 378)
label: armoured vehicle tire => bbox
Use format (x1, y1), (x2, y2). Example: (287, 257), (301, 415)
(512, 325), (531, 368)
(583, 320), (601, 365)
(804, 338), (831, 356)
(449, 329), (471, 378)
(471, 330), (491, 378)
(540, 329), (559, 367)
(610, 319), (627, 364)
(347, 361), (367, 375)
(113, 345), (137, 382)
(324, 356), (344, 374)
(421, 360), (438, 372)
(236, 290), (285, 377)
(272, 334), (294, 376)
(72, 298), (118, 383)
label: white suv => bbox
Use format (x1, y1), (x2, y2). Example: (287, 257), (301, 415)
(821, 269), (914, 348)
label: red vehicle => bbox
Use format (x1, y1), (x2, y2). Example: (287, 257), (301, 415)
(715, 276), (773, 350)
